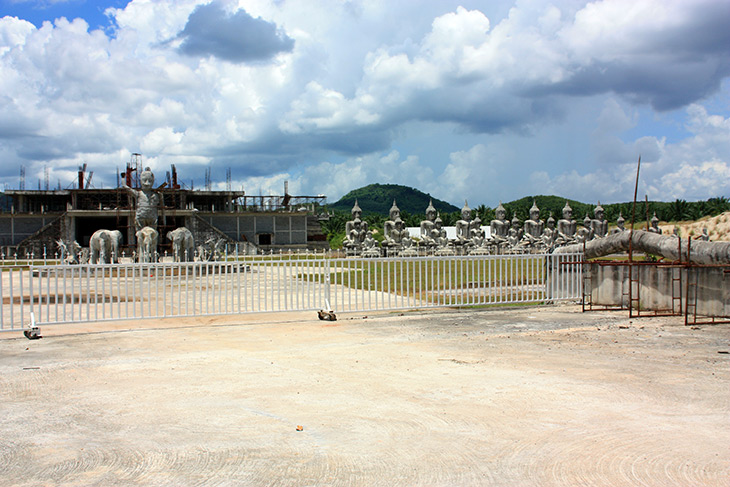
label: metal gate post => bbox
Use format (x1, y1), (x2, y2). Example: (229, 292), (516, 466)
(325, 265), (331, 311)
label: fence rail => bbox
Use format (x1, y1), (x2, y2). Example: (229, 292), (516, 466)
(0, 253), (583, 332)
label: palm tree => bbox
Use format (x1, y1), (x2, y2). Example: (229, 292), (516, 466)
(707, 196), (730, 215)
(474, 204), (494, 223)
(440, 211), (459, 226)
(320, 211), (348, 238)
(667, 199), (690, 222)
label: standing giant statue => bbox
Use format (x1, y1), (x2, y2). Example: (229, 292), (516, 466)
(123, 167), (162, 232)
(123, 167), (162, 262)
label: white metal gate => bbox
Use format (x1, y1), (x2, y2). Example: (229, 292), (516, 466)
(0, 253), (583, 331)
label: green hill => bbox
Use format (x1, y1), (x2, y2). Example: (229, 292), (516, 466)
(329, 184), (459, 215)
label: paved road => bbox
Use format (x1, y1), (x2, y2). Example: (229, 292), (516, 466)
(1, 305), (728, 486)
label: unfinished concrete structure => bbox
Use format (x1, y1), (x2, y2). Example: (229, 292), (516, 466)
(0, 164), (329, 257)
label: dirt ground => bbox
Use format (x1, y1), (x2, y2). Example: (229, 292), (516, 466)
(0, 304), (728, 486)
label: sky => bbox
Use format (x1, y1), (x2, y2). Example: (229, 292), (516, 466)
(0, 0), (729, 207)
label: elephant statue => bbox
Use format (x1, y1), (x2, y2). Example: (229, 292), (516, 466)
(167, 227), (195, 262)
(136, 226), (159, 263)
(89, 229), (123, 264)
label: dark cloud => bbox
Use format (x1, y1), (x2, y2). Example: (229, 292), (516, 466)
(0, 119), (38, 140)
(176, 3), (294, 63)
(10, 124), (121, 163)
(16, 140), (65, 162)
(400, 88), (556, 136)
(538, 58), (728, 112)
(0, 97), (42, 139)
(314, 130), (392, 155)
(205, 127), (393, 175)
(528, 2), (730, 111)
(648, 3), (730, 58)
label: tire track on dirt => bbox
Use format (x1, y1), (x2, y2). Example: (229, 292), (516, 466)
(497, 428), (729, 487)
(27, 447), (266, 486)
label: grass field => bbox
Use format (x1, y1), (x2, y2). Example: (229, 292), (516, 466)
(296, 256), (548, 304)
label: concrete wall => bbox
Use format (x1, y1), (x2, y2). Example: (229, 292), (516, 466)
(586, 263), (730, 318)
(0, 214), (53, 246)
(204, 213), (308, 247)
(689, 266), (730, 317)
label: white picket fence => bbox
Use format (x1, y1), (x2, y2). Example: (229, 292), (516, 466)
(0, 252), (583, 332)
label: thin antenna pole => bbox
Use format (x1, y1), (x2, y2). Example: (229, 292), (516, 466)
(628, 155), (640, 317)
(629, 156), (641, 252)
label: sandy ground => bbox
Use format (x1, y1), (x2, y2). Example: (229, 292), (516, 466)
(0, 305), (728, 486)
(658, 211), (730, 241)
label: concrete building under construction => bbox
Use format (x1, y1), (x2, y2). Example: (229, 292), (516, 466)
(0, 161), (330, 257)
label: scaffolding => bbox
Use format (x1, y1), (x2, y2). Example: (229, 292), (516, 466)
(236, 194), (326, 212)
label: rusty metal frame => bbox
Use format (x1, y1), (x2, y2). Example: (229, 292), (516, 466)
(580, 253), (730, 326)
(580, 259), (684, 317)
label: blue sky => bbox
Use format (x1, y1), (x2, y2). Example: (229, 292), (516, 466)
(1, 0), (729, 207)
(1, 0), (127, 31)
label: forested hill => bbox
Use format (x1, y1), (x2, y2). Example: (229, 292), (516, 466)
(329, 184), (459, 215)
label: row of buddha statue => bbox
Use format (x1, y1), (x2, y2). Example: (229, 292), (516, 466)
(344, 199), (633, 256)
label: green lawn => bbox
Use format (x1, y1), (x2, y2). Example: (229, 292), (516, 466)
(296, 257), (547, 303)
